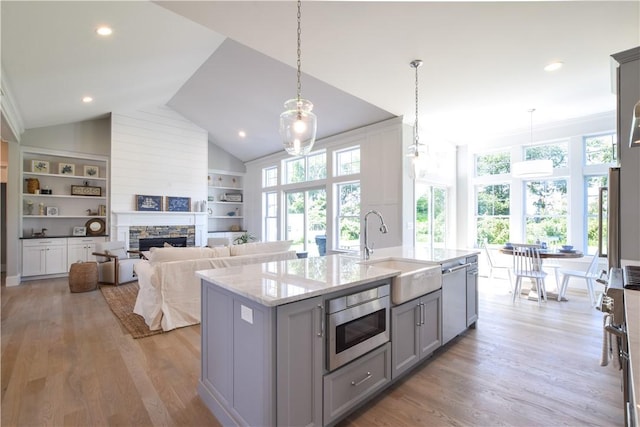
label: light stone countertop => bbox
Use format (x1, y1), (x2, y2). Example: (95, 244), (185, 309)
(196, 246), (480, 307)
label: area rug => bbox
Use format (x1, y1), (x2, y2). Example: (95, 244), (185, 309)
(100, 282), (163, 339)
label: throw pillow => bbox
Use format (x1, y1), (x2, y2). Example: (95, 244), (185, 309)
(106, 248), (128, 260)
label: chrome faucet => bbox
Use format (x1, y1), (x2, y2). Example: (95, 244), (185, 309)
(363, 210), (388, 260)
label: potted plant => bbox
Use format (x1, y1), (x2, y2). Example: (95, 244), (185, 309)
(233, 232), (256, 245)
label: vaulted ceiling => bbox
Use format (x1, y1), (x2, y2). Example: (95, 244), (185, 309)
(2, 1), (638, 162)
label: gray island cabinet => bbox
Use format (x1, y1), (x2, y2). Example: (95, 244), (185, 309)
(196, 249), (478, 427)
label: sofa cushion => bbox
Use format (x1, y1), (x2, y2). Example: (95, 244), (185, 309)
(106, 248), (128, 260)
(148, 246), (230, 263)
(229, 240), (293, 256)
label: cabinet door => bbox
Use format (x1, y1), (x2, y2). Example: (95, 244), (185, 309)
(22, 245), (46, 276)
(277, 296), (323, 427)
(419, 290), (442, 357)
(391, 298), (421, 379)
(45, 245), (67, 274)
(67, 241), (98, 270)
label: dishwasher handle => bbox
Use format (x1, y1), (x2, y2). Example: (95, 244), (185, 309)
(443, 263), (471, 274)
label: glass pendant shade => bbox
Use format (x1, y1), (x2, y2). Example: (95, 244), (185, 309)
(280, 98), (317, 156)
(408, 146), (427, 180)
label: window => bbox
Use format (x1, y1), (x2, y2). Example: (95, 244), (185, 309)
(336, 147), (360, 176)
(336, 182), (360, 250)
(284, 151), (326, 184)
(584, 133), (617, 165)
(524, 179), (568, 244)
(475, 184), (510, 244)
(525, 141), (568, 168)
(263, 167), (278, 188)
(285, 188), (326, 255)
(475, 151), (510, 176)
(585, 175), (607, 255)
(416, 184), (448, 248)
(264, 191), (278, 241)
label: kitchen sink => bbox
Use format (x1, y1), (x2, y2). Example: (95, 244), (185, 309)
(360, 258), (442, 304)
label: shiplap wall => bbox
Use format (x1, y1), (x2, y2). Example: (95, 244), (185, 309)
(110, 106), (208, 214)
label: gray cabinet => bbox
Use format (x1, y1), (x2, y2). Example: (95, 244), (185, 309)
(323, 342), (391, 425)
(199, 283), (276, 427)
(200, 281), (323, 427)
(277, 296), (324, 427)
(391, 290), (442, 379)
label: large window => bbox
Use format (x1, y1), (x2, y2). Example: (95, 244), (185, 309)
(264, 191), (278, 242)
(475, 184), (510, 244)
(284, 151), (326, 184)
(336, 182), (360, 250)
(585, 134), (616, 165)
(475, 151), (510, 176)
(335, 147), (360, 176)
(524, 179), (568, 244)
(525, 141), (568, 168)
(416, 184), (447, 247)
(285, 188), (326, 255)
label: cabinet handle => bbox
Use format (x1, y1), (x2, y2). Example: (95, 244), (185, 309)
(415, 304), (421, 326)
(317, 304), (324, 337)
(351, 372), (372, 387)
(420, 302), (425, 325)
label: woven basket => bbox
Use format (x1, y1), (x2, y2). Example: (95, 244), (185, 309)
(68, 261), (98, 293)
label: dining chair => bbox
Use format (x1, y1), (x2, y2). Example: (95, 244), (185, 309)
(511, 244), (547, 304)
(557, 250), (601, 306)
(482, 239), (512, 285)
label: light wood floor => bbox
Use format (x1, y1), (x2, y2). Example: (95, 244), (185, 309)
(2, 275), (623, 426)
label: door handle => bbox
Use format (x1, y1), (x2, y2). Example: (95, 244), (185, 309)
(317, 304), (324, 337)
(351, 372), (372, 387)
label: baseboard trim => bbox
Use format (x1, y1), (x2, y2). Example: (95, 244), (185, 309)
(6, 274), (21, 287)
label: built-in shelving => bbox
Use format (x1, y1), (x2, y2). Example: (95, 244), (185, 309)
(207, 169), (244, 234)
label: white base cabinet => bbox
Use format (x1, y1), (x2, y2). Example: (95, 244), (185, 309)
(67, 236), (106, 270)
(22, 236), (106, 278)
(22, 239), (67, 276)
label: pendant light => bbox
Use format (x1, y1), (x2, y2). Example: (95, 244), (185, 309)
(279, 0), (317, 156)
(408, 59), (426, 180)
(512, 109), (553, 178)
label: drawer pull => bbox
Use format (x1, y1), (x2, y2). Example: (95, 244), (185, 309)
(351, 372), (372, 387)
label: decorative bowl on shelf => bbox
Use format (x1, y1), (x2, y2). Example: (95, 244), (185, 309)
(226, 211), (236, 216)
(561, 245), (573, 251)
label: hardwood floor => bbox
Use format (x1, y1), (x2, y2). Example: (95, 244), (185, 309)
(2, 275), (623, 426)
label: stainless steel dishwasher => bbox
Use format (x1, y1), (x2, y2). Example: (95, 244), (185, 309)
(441, 259), (469, 345)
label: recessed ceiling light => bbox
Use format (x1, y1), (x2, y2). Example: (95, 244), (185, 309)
(82, 96), (93, 103)
(544, 61), (563, 72)
(96, 26), (112, 36)
(238, 130), (247, 138)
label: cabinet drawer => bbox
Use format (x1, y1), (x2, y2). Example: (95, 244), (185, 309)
(323, 343), (391, 425)
(23, 238), (66, 247)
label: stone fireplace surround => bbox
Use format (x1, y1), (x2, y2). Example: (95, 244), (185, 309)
(112, 211), (207, 249)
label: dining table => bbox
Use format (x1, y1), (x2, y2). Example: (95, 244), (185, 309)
(498, 246), (584, 301)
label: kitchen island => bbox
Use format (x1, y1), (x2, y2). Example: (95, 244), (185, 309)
(196, 247), (479, 426)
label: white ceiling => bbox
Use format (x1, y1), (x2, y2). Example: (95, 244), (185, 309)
(2, 1), (639, 162)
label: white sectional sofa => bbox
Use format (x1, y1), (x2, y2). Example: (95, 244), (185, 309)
(133, 241), (296, 331)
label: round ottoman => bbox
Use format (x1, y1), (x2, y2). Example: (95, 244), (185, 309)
(68, 261), (99, 292)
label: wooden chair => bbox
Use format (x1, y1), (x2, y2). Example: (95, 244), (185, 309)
(92, 241), (141, 286)
(557, 250), (601, 306)
(482, 239), (512, 285)
(511, 244), (547, 304)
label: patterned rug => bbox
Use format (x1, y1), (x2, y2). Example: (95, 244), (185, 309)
(100, 282), (163, 339)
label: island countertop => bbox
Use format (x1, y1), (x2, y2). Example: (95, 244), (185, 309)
(196, 246), (479, 307)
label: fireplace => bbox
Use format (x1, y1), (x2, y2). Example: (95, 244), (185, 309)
(112, 211), (207, 248)
(138, 237), (187, 252)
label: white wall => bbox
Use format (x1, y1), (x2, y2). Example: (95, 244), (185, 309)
(208, 141), (245, 173)
(110, 106), (208, 221)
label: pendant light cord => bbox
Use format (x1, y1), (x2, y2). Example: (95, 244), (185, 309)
(414, 62), (419, 148)
(296, 0), (302, 104)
